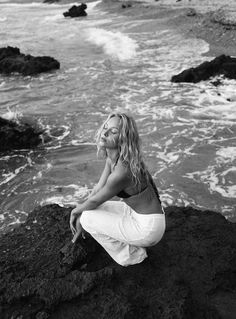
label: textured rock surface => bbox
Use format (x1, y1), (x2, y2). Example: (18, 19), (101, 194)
(0, 204), (235, 319)
(63, 3), (87, 18)
(210, 9), (236, 27)
(0, 46), (60, 76)
(0, 117), (44, 152)
(171, 55), (236, 83)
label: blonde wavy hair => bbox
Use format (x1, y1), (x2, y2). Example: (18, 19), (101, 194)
(95, 112), (148, 188)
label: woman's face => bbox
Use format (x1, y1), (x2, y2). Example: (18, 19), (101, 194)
(99, 116), (120, 149)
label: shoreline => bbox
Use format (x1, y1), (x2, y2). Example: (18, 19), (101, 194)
(4, 0), (236, 58)
(98, 0), (236, 57)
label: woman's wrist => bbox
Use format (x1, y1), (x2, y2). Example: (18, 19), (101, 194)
(73, 210), (82, 216)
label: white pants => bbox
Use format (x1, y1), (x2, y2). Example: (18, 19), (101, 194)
(80, 201), (166, 266)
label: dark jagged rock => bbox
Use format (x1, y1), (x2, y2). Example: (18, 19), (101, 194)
(122, 3), (132, 9)
(171, 55), (236, 83)
(0, 204), (235, 318)
(0, 117), (43, 152)
(63, 3), (87, 18)
(0, 46), (60, 76)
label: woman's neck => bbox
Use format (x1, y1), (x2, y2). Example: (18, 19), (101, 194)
(106, 148), (119, 164)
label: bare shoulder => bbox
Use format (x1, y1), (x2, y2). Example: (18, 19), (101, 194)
(113, 160), (131, 181)
(106, 157), (111, 164)
(105, 157), (112, 169)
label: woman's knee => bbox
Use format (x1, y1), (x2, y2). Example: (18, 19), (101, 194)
(80, 211), (91, 231)
(80, 210), (99, 233)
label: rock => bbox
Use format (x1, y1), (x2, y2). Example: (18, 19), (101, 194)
(122, 3), (132, 9)
(211, 9), (236, 27)
(0, 204), (235, 318)
(63, 3), (87, 18)
(186, 8), (197, 17)
(210, 78), (223, 86)
(0, 46), (60, 76)
(0, 117), (43, 152)
(171, 55), (236, 83)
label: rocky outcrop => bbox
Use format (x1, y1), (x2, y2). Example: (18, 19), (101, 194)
(63, 3), (87, 18)
(0, 204), (235, 319)
(171, 55), (236, 83)
(210, 9), (236, 27)
(0, 117), (43, 152)
(0, 46), (60, 76)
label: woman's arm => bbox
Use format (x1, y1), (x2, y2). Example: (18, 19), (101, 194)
(70, 163), (129, 236)
(72, 165), (129, 215)
(89, 157), (111, 197)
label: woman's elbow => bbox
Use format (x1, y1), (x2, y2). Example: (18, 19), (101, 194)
(86, 198), (102, 210)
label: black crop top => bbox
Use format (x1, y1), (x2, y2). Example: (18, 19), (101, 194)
(113, 157), (161, 203)
(116, 171), (161, 204)
(116, 189), (133, 198)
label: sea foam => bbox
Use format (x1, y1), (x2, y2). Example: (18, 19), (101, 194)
(86, 28), (138, 61)
(40, 184), (90, 207)
(1, 108), (22, 122)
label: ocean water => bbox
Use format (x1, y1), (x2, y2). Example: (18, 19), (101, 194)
(0, 0), (235, 234)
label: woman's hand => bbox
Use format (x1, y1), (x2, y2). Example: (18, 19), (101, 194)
(71, 215), (83, 243)
(70, 202), (82, 235)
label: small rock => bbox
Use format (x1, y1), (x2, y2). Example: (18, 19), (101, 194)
(63, 3), (87, 18)
(186, 8), (197, 17)
(211, 79), (223, 86)
(122, 3), (132, 8)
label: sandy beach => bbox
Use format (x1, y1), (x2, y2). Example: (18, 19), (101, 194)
(99, 0), (236, 57)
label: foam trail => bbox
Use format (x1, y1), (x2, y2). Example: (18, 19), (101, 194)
(40, 184), (90, 207)
(184, 146), (236, 199)
(216, 147), (236, 162)
(86, 28), (138, 61)
(87, 0), (101, 10)
(0, 163), (28, 186)
(0, 2), (43, 7)
(1, 107), (23, 122)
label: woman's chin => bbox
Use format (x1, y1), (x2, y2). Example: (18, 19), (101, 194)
(99, 141), (106, 147)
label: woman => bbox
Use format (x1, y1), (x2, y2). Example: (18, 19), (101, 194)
(70, 113), (165, 267)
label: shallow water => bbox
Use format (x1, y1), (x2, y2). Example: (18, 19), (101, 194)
(0, 1), (236, 234)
